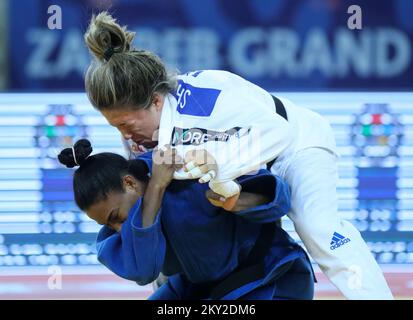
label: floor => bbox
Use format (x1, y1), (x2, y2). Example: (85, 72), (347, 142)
(0, 265), (411, 300)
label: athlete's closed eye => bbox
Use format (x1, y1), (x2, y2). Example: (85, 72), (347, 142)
(106, 208), (120, 225)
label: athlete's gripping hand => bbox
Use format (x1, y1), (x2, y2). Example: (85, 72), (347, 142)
(182, 149), (218, 183)
(205, 185), (242, 211)
(181, 149), (240, 211)
(151, 145), (184, 189)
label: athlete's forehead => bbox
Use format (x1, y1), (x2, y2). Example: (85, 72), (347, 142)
(101, 108), (144, 126)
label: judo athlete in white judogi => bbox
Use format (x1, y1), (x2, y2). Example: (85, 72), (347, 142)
(153, 70), (393, 300)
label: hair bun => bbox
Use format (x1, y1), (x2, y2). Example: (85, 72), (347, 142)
(84, 11), (136, 61)
(58, 139), (93, 168)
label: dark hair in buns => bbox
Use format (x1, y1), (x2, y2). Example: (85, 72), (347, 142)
(58, 139), (93, 168)
(58, 139), (150, 210)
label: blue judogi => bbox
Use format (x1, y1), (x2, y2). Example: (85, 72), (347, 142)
(96, 153), (314, 300)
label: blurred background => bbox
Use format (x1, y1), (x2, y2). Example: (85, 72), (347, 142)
(0, 0), (412, 299)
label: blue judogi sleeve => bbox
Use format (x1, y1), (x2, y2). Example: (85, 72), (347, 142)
(136, 151), (152, 167)
(138, 153), (290, 224)
(234, 170), (291, 224)
(96, 197), (166, 285)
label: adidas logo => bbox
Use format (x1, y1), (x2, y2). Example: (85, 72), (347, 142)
(330, 232), (351, 250)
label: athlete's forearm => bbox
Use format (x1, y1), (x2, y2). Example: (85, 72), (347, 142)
(141, 181), (167, 228)
(230, 192), (271, 212)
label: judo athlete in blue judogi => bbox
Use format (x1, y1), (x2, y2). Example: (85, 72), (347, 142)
(58, 139), (314, 300)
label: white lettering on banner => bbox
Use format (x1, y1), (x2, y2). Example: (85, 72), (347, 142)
(24, 27), (411, 82)
(134, 28), (221, 71)
(301, 29), (334, 77)
(229, 27), (411, 79)
(267, 28), (301, 76)
(335, 28), (411, 78)
(334, 29), (372, 78)
(26, 29), (58, 78)
(186, 29), (221, 71)
(376, 28), (411, 78)
(163, 28), (185, 69)
(55, 29), (89, 78)
(132, 28), (159, 52)
(26, 29), (89, 79)
(228, 28), (266, 77)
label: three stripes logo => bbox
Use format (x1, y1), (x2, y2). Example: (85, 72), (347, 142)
(330, 232), (351, 250)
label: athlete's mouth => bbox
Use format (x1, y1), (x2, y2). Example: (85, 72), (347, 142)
(133, 139), (158, 149)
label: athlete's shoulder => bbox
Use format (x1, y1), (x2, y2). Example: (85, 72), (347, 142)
(172, 72), (223, 116)
(178, 70), (245, 86)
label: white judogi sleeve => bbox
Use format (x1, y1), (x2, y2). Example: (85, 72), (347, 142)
(158, 70), (296, 196)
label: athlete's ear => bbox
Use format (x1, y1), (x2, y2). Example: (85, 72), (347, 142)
(152, 92), (164, 111)
(122, 175), (140, 193)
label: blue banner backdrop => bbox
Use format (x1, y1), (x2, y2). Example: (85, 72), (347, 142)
(7, 0), (413, 91)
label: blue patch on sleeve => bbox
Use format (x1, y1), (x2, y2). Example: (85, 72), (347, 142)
(172, 80), (221, 117)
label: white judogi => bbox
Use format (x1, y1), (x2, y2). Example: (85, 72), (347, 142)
(155, 70), (393, 299)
